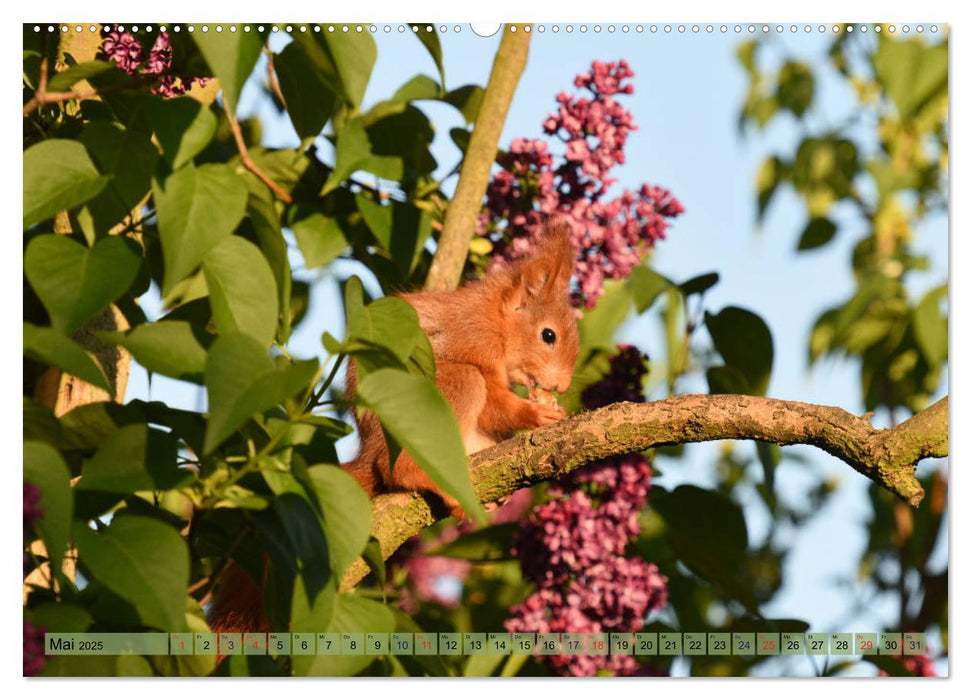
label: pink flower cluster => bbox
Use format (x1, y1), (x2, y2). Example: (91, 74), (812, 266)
(101, 29), (209, 98)
(878, 653), (936, 677)
(505, 347), (668, 676)
(24, 620), (46, 676)
(480, 60), (684, 309)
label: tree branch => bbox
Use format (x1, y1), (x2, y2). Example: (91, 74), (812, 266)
(424, 25), (531, 292)
(340, 394), (948, 590)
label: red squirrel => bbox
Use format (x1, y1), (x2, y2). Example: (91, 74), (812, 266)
(207, 221), (579, 637)
(342, 220), (580, 516)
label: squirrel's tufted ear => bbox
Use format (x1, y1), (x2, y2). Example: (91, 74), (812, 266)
(537, 219), (575, 294)
(503, 219), (576, 309)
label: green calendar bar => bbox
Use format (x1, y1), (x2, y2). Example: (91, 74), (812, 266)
(489, 632), (512, 655)
(415, 632), (438, 655)
(708, 633), (730, 655)
(781, 633), (804, 656)
(683, 632), (706, 656)
(903, 633), (926, 655)
(855, 633), (878, 656)
(45, 633), (169, 655)
(513, 633), (536, 654)
(41, 631), (924, 657)
(879, 633), (902, 655)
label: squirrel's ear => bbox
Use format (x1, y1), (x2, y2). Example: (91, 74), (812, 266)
(504, 220), (575, 309)
(531, 219), (575, 296)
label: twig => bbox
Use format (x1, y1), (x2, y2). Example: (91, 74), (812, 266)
(223, 102), (294, 204)
(339, 394), (948, 590)
(23, 57), (162, 116)
(265, 44), (287, 111)
(424, 25), (532, 291)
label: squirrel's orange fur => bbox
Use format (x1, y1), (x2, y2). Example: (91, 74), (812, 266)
(207, 221), (579, 637)
(342, 220), (580, 516)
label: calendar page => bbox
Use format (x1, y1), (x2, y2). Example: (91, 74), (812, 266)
(22, 14), (949, 680)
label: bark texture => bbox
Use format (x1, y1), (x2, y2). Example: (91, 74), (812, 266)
(340, 394), (948, 590)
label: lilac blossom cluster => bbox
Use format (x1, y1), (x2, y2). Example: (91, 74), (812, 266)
(101, 29), (209, 98)
(24, 482), (42, 531)
(505, 346), (668, 676)
(24, 620), (46, 676)
(480, 60), (684, 309)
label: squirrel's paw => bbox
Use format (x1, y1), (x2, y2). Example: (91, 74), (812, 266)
(527, 401), (567, 427)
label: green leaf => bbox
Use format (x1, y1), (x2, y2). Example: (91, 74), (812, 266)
(153, 162), (248, 295)
(679, 272), (720, 297)
(78, 424), (185, 493)
(705, 306), (774, 396)
(797, 217), (838, 251)
(442, 85), (484, 124)
(355, 195), (432, 276)
(356, 368), (485, 523)
(23, 139), (111, 229)
(322, 119), (371, 195)
(392, 73), (441, 102)
(913, 284), (948, 366)
(428, 522), (519, 561)
(46, 60), (115, 92)
(24, 235), (140, 333)
(202, 236), (279, 348)
(578, 279), (633, 349)
(192, 29), (264, 113)
(292, 595), (394, 677)
(245, 191), (292, 339)
(650, 485), (754, 607)
(74, 515), (188, 632)
(99, 320), (209, 382)
(874, 38), (948, 121)
(706, 365), (751, 395)
(360, 537), (386, 590)
(203, 333), (318, 454)
(148, 97), (217, 169)
(755, 155), (786, 222)
(362, 106), (436, 180)
(28, 602), (93, 633)
(304, 465), (372, 579)
(289, 208), (348, 268)
(289, 572), (337, 643)
(321, 31), (377, 108)
(273, 492), (331, 603)
(24, 441), (73, 574)
(412, 23), (445, 87)
(339, 278), (424, 375)
(274, 41), (338, 139)
(628, 267), (671, 313)
(78, 121), (159, 233)
(776, 61), (814, 117)
(24, 322), (111, 393)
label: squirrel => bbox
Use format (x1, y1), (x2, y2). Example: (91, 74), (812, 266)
(342, 220), (580, 517)
(207, 221), (579, 638)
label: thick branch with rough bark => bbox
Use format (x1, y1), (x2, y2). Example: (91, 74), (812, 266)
(424, 25), (531, 292)
(340, 394), (948, 590)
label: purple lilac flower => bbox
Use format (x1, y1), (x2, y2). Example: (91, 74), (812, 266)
(101, 29), (209, 98)
(505, 347), (668, 676)
(24, 620), (46, 676)
(24, 482), (42, 531)
(480, 61), (684, 310)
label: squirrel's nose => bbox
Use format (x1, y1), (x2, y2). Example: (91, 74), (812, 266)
(556, 377), (571, 394)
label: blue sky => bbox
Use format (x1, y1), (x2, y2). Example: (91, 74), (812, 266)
(129, 25), (948, 676)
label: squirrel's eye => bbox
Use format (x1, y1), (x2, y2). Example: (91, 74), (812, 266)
(541, 328), (556, 345)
